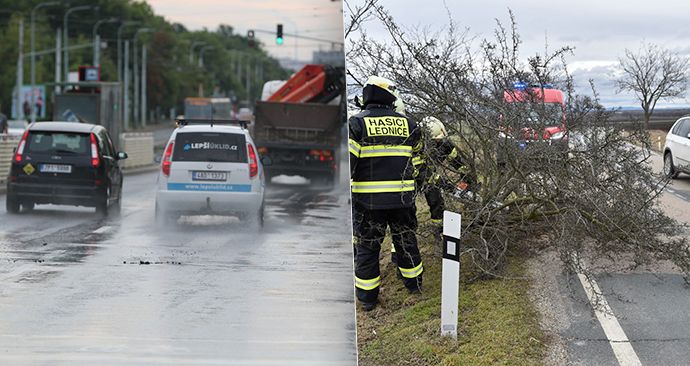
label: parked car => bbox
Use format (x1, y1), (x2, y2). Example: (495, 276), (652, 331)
(154, 119), (268, 227)
(663, 116), (690, 178)
(5, 121), (127, 215)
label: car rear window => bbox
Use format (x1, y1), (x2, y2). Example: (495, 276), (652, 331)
(25, 131), (90, 155)
(173, 132), (247, 163)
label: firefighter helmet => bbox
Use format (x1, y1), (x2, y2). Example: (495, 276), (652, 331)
(392, 89), (406, 115)
(362, 75), (398, 107)
(422, 116), (448, 139)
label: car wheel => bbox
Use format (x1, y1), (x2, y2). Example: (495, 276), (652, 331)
(112, 188), (122, 216)
(155, 203), (170, 227)
(258, 204), (265, 229)
(664, 152), (678, 179)
(22, 202), (35, 212)
(96, 187), (109, 216)
(6, 194), (20, 214)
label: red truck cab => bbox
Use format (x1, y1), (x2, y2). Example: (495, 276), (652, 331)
(503, 82), (567, 142)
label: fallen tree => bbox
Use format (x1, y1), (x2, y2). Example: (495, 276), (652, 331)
(345, 3), (690, 279)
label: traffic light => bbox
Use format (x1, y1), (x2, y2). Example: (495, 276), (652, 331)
(276, 24), (284, 45)
(247, 30), (255, 48)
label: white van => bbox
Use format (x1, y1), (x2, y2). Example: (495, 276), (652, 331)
(155, 121), (267, 227)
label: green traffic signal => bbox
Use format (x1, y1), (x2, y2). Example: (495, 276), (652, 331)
(276, 23), (283, 45)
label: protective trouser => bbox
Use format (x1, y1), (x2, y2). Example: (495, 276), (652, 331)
(353, 204), (423, 304)
(424, 185), (444, 225)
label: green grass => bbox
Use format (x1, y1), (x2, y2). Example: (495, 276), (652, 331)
(356, 201), (545, 366)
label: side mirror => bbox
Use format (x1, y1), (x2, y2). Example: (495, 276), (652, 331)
(261, 155), (273, 166)
(117, 151), (128, 160)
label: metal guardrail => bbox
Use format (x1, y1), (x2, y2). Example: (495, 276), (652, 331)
(0, 135), (20, 186)
(120, 132), (154, 170)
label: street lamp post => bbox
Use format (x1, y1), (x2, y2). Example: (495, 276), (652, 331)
(30, 1), (60, 123)
(64, 5), (97, 83)
(133, 28), (152, 127)
(198, 45), (214, 67)
(117, 21), (140, 82)
(189, 41), (205, 64)
(92, 17), (118, 68)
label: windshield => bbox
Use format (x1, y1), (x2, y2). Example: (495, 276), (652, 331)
(25, 131), (90, 155)
(518, 102), (564, 127)
(173, 132), (247, 163)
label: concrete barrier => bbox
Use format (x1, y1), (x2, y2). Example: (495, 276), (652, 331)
(0, 135), (19, 186)
(120, 132), (155, 170)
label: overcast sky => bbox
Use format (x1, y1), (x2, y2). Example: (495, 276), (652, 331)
(146, 0), (344, 62)
(347, 0), (690, 108)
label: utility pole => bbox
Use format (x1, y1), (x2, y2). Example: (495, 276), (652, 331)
(31, 1), (60, 123)
(246, 56), (251, 104)
(16, 18), (24, 120)
(141, 44), (147, 127)
(133, 28), (152, 127)
(123, 40), (130, 130)
(117, 21), (139, 82)
(54, 27), (61, 94)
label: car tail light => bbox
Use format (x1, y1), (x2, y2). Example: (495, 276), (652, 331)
(248, 143), (258, 178)
(162, 142), (174, 177)
(308, 149), (334, 162)
(90, 133), (100, 168)
(14, 130), (29, 162)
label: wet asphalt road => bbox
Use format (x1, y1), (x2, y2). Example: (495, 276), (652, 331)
(559, 151), (690, 366)
(0, 169), (356, 365)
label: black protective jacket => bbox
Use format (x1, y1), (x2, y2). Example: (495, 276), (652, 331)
(349, 104), (421, 209)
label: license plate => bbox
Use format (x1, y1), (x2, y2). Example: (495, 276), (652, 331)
(40, 164), (72, 174)
(192, 171), (227, 181)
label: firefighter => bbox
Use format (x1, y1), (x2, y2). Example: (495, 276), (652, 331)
(413, 116), (474, 232)
(349, 75), (423, 311)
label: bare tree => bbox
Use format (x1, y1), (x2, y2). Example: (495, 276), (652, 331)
(616, 43), (689, 130)
(346, 5), (690, 282)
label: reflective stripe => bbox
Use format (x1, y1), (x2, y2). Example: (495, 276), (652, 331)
(358, 145), (412, 158)
(391, 242), (396, 253)
(351, 180), (415, 193)
(412, 156), (425, 166)
(447, 147), (459, 160)
(431, 218), (442, 224)
(355, 276), (381, 291)
(349, 139), (361, 157)
(427, 173), (441, 184)
(399, 262), (423, 279)
(413, 141), (423, 152)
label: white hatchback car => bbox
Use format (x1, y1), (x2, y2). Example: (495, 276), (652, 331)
(663, 116), (690, 178)
(155, 121), (267, 227)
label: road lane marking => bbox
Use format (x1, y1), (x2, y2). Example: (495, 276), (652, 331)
(92, 226), (113, 234)
(576, 272), (642, 366)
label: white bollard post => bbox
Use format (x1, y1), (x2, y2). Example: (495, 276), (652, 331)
(441, 210), (461, 339)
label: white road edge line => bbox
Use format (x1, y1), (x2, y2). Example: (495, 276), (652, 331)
(576, 272), (642, 366)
